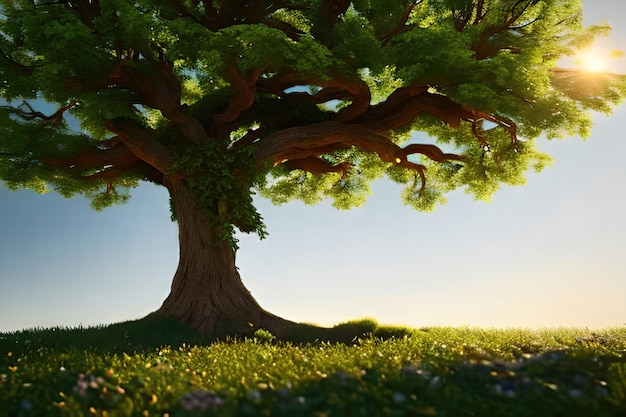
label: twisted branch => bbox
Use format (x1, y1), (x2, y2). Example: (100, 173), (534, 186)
(104, 118), (175, 175)
(214, 63), (266, 123)
(16, 100), (78, 128)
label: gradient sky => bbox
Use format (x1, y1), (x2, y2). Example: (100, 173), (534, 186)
(1, 1), (625, 333)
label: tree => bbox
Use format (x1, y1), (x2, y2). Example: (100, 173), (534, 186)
(1, 0), (624, 336)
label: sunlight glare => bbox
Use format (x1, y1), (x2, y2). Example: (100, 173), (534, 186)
(575, 51), (608, 73)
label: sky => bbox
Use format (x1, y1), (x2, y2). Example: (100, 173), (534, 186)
(1, 1), (626, 333)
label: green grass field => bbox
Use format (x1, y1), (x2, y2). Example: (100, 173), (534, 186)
(1, 318), (625, 416)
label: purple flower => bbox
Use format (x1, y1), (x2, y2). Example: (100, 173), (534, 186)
(179, 390), (224, 411)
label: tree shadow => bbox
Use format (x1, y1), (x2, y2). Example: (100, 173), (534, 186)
(0, 316), (415, 354)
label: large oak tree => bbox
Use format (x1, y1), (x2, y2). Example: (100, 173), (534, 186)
(1, 0), (624, 335)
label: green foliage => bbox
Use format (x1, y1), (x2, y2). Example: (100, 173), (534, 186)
(252, 328), (277, 344)
(1, 0), (625, 240)
(174, 140), (267, 248)
(1, 322), (626, 416)
(260, 149), (387, 209)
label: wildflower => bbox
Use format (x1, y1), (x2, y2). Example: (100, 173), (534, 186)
(74, 374), (89, 397)
(179, 390), (224, 411)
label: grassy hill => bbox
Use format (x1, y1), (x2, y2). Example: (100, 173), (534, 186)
(1, 318), (625, 416)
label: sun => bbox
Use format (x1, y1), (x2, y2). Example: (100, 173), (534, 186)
(574, 51), (608, 73)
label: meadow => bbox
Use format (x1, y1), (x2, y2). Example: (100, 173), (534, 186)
(1, 318), (625, 416)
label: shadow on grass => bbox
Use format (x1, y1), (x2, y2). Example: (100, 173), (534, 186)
(285, 318), (414, 344)
(0, 316), (414, 354)
(0, 316), (205, 354)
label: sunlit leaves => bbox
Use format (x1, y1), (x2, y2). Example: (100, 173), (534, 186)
(260, 149), (387, 209)
(359, 66), (403, 105)
(1, 0), (626, 239)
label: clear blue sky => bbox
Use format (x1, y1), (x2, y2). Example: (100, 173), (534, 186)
(1, 1), (625, 332)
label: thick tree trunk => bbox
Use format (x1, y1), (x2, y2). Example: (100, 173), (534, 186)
(150, 179), (294, 336)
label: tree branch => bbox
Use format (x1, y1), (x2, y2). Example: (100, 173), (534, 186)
(254, 121), (464, 177)
(356, 88), (518, 151)
(104, 118), (175, 175)
(359, 91), (474, 132)
(101, 49), (208, 144)
(0, 48), (39, 73)
(311, 0), (351, 46)
(402, 143), (466, 164)
(471, 0), (539, 59)
(381, 1), (421, 46)
(15, 100), (78, 128)
(41, 140), (144, 179)
(257, 70), (372, 122)
(262, 17), (305, 41)
(282, 157), (351, 174)
(214, 63), (266, 124)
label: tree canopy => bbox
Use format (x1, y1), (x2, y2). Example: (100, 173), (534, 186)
(1, 0), (625, 334)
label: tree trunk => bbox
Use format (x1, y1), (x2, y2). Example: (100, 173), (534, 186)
(150, 178), (294, 337)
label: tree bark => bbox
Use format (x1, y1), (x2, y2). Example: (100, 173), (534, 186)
(150, 178), (294, 337)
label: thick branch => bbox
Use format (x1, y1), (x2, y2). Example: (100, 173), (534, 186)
(42, 140), (148, 180)
(263, 17), (305, 41)
(83, 50), (207, 144)
(330, 75), (372, 122)
(354, 85), (428, 125)
(403, 143), (466, 164)
(104, 118), (175, 175)
(254, 122), (395, 164)
(282, 157), (351, 174)
(214, 64), (265, 123)
(254, 121), (464, 173)
(359, 91), (474, 132)
(257, 71), (372, 122)
(354, 87), (519, 153)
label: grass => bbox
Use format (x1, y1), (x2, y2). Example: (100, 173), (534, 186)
(1, 318), (625, 416)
